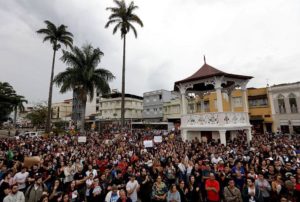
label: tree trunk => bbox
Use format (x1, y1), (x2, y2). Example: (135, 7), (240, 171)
(80, 98), (86, 134)
(13, 107), (17, 127)
(121, 34), (126, 128)
(45, 49), (57, 133)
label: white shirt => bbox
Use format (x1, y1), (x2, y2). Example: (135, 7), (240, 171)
(211, 156), (223, 164)
(126, 180), (139, 202)
(13, 172), (29, 190)
(86, 169), (97, 179)
(3, 191), (25, 202)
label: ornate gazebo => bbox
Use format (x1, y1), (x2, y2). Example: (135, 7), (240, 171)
(174, 60), (253, 145)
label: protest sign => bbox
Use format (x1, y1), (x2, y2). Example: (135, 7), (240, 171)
(143, 140), (153, 148)
(78, 136), (87, 143)
(24, 156), (40, 168)
(154, 136), (162, 143)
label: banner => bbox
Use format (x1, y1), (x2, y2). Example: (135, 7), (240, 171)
(154, 136), (162, 143)
(143, 140), (153, 148)
(78, 136), (87, 143)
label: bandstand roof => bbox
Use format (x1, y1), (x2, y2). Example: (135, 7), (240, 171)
(174, 62), (253, 91)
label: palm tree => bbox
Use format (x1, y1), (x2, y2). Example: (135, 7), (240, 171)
(105, 0), (143, 128)
(37, 20), (73, 133)
(53, 44), (115, 133)
(12, 95), (28, 127)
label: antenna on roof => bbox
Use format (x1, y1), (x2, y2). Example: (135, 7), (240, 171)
(204, 55), (206, 64)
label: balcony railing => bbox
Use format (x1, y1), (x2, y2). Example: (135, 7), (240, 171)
(181, 112), (250, 128)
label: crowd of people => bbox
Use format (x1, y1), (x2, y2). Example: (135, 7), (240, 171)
(0, 129), (299, 202)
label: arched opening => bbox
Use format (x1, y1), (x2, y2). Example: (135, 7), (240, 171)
(277, 94), (286, 113)
(289, 93), (298, 113)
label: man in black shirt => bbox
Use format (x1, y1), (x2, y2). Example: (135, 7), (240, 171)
(73, 166), (87, 200)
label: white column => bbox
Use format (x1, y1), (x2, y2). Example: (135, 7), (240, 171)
(228, 92), (234, 112)
(179, 86), (187, 115)
(219, 130), (226, 146)
(215, 78), (223, 112)
(246, 128), (252, 145)
(241, 84), (249, 113)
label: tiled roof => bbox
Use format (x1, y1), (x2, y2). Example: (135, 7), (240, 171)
(175, 63), (252, 85)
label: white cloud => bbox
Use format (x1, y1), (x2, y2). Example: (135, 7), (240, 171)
(0, 0), (299, 102)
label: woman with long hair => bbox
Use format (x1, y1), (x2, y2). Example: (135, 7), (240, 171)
(177, 180), (188, 202)
(49, 179), (63, 201)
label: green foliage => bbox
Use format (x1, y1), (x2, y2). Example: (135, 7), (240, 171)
(37, 20), (73, 50)
(54, 44), (115, 101)
(105, 0), (143, 38)
(54, 44), (115, 132)
(26, 104), (48, 127)
(0, 82), (27, 122)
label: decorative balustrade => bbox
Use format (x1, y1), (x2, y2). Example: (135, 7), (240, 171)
(181, 112), (250, 128)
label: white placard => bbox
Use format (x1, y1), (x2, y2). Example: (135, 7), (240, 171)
(78, 136), (86, 143)
(154, 136), (162, 143)
(143, 140), (153, 148)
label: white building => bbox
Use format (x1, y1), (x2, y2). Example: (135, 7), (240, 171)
(96, 92), (143, 121)
(52, 99), (72, 121)
(143, 90), (176, 122)
(174, 61), (253, 145)
(268, 82), (300, 134)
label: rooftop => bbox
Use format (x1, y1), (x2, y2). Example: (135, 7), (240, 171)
(101, 92), (143, 100)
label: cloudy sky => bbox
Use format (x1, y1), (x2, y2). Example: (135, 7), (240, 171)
(0, 0), (299, 103)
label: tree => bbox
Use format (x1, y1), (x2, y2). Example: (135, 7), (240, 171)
(53, 44), (115, 133)
(37, 20), (73, 133)
(0, 82), (27, 124)
(12, 95), (28, 126)
(26, 104), (48, 128)
(105, 0), (143, 128)
(0, 82), (16, 122)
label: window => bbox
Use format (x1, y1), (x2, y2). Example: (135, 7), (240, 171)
(159, 95), (162, 100)
(146, 109), (150, 112)
(204, 101), (210, 112)
(146, 99), (149, 103)
(96, 99), (99, 104)
(248, 97), (268, 107)
(189, 104), (194, 112)
(154, 108), (157, 111)
(96, 106), (99, 111)
(233, 97), (242, 107)
(289, 93), (298, 113)
(277, 94), (286, 113)
(153, 98), (157, 102)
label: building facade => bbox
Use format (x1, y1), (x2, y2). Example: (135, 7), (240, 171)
(52, 99), (72, 121)
(163, 98), (181, 122)
(174, 62), (253, 145)
(143, 90), (174, 122)
(268, 82), (300, 134)
(96, 92), (143, 121)
(163, 87), (273, 134)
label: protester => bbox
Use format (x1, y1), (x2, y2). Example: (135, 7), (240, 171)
(223, 179), (242, 202)
(3, 183), (25, 202)
(205, 173), (220, 202)
(117, 189), (132, 202)
(25, 174), (48, 202)
(0, 129), (299, 202)
(166, 184), (181, 202)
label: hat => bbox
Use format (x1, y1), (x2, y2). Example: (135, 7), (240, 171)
(34, 173), (42, 180)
